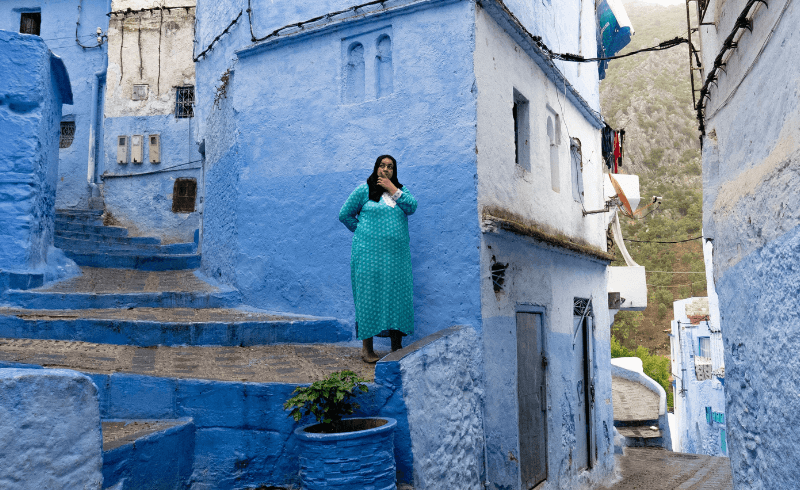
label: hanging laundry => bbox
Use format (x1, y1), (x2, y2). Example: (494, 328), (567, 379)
(613, 131), (621, 173)
(619, 129), (625, 167)
(602, 124), (615, 169)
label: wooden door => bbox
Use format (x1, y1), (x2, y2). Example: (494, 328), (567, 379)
(517, 312), (547, 489)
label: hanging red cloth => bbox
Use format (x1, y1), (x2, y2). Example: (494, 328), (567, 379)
(613, 131), (621, 173)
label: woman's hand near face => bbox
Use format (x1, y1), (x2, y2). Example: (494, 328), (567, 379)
(377, 176), (398, 195)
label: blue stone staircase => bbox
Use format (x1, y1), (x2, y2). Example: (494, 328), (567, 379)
(54, 209), (201, 271)
(0, 209), (364, 489)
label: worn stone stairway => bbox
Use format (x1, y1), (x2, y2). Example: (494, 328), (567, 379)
(0, 209), (358, 489)
(612, 375), (664, 447)
(54, 209), (201, 270)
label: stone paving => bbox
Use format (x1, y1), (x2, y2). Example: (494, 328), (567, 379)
(602, 447), (733, 490)
(38, 267), (217, 293)
(0, 338), (378, 383)
(612, 376), (660, 422)
(0, 306), (306, 323)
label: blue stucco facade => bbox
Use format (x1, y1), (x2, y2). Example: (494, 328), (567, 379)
(699, 0), (800, 486)
(200, 0), (482, 341)
(0, 29), (73, 288)
(0, 0), (110, 210)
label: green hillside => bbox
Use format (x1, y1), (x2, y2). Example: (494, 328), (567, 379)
(600, 1), (705, 356)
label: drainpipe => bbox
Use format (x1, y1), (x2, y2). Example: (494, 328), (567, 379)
(87, 56), (107, 203)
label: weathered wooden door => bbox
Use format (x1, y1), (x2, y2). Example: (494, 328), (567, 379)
(573, 314), (595, 471)
(517, 312), (547, 489)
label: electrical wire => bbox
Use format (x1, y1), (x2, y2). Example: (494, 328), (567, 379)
(705, 0), (793, 122)
(548, 37), (689, 63)
(646, 270), (706, 274)
(624, 235), (702, 243)
(193, 10), (242, 62)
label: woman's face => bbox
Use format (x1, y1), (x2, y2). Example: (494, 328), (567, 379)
(378, 158), (394, 180)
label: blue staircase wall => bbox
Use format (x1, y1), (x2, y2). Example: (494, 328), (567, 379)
(0, 29), (72, 281)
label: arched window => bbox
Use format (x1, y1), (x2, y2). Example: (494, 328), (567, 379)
(570, 138), (584, 203)
(375, 35), (393, 98)
(344, 42), (365, 103)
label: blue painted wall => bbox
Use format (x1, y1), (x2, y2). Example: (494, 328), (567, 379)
(102, 115), (202, 244)
(480, 233), (615, 490)
(0, 29), (71, 277)
(0, 0), (110, 210)
(200, 0), (482, 341)
(0, 368), (103, 488)
(700, 3), (800, 487)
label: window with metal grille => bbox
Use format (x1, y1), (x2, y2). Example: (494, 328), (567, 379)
(175, 86), (194, 118)
(172, 178), (196, 213)
(20, 12), (41, 36)
(59, 121), (75, 149)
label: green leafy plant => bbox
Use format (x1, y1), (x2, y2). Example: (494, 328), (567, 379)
(284, 370), (369, 429)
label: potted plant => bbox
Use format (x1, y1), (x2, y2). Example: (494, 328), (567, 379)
(284, 370), (397, 490)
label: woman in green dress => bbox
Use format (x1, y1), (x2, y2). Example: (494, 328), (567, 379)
(339, 155), (417, 362)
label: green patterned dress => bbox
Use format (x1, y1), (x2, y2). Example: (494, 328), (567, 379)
(339, 183), (418, 340)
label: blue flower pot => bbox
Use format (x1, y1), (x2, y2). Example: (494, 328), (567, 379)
(295, 417), (397, 490)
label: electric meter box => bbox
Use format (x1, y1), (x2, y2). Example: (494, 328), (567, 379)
(131, 134), (143, 164)
(116, 135), (128, 164)
(149, 134), (161, 163)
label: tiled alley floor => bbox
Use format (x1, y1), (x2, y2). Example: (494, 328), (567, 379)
(602, 447), (733, 490)
(0, 338), (378, 383)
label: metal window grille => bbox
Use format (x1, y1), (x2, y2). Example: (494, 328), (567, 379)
(59, 121), (75, 149)
(573, 298), (593, 317)
(20, 12), (41, 35)
(175, 86), (194, 118)
(172, 178), (197, 213)
(491, 261), (508, 293)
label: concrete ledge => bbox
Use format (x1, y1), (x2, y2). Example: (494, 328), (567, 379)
(102, 419), (195, 490)
(0, 368), (102, 489)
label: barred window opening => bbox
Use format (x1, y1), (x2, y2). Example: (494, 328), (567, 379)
(175, 86), (194, 118)
(172, 178), (197, 213)
(20, 12), (41, 36)
(59, 121), (75, 149)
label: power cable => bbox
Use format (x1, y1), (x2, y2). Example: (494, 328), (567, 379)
(624, 236), (702, 243)
(547, 37), (689, 63)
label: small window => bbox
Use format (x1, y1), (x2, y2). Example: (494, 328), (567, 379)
(513, 89), (530, 171)
(59, 121), (75, 149)
(20, 12), (41, 36)
(175, 86), (194, 118)
(172, 178), (197, 213)
(698, 337), (710, 358)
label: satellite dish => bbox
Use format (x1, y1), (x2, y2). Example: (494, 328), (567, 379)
(608, 174), (659, 218)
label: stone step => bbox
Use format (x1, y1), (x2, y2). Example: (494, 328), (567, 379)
(56, 208), (104, 217)
(2, 289), (239, 310)
(55, 212), (104, 226)
(616, 425), (662, 439)
(63, 250), (201, 270)
(0, 338), (372, 383)
(55, 230), (161, 245)
(55, 236), (196, 255)
(55, 219), (129, 237)
(102, 419), (194, 490)
(0, 307), (351, 346)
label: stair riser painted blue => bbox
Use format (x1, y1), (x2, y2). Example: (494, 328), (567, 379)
(63, 251), (201, 270)
(1, 291), (241, 310)
(55, 237), (196, 254)
(55, 221), (129, 237)
(55, 214), (104, 225)
(0, 316), (352, 346)
(103, 420), (195, 490)
(54, 231), (161, 245)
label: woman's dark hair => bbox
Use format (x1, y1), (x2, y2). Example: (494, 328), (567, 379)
(367, 154), (403, 202)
